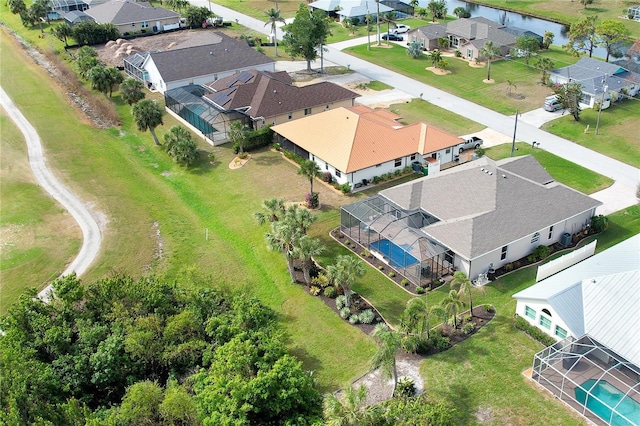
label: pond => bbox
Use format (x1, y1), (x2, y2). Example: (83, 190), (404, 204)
(443, 0), (611, 59)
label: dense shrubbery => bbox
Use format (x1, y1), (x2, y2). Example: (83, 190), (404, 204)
(514, 316), (557, 347)
(0, 274), (322, 424)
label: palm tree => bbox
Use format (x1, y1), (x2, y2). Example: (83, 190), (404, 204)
(132, 99), (164, 146)
(382, 11), (396, 46)
(298, 160), (320, 196)
(407, 41), (422, 59)
(409, 0), (418, 16)
(453, 6), (470, 18)
(400, 297), (430, 339)
(119, 78), (145, 105)
(291, 235), (324, 285)
(228, 120), (249, 154)
(365, 12), (372, 50)
(429, 49), (442, 67)
(264, 8), (285, 56)
(480, 41), (501, 81)
(283, 203), (317, 236)
(326, 255), (366, 307)
(375, 0), (381, 46)
(505, 79), (517, 96)
(534, 57), (555, 85)
(371, 323), (402, 390)
(254, 197), (286, 225)
(323, 385), (381, 426)
(265, 219), (299, 281)
(441, 289), (464, 328)
(450, 271), (476, 318)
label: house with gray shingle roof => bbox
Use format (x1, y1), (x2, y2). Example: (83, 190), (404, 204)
(309, 0), (393, 23)
(340, 155), (601, 282)
(124, 32), (276, 94)
(407, 17), (518, 59)
(84, 0), (180, 35)
(549, 57), (640, 108)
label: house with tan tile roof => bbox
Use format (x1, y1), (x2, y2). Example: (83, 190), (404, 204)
(271, 105), (463, 188)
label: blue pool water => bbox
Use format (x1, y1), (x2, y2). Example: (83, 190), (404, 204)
(575, 379), (640, 426)
(370, 239), (418, 268)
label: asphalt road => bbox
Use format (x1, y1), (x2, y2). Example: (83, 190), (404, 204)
(0, 86), (102, 301)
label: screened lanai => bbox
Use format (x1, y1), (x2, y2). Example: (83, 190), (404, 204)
(340, 195), (451, 287)
(532, 335), (640, 426)
(165, 85), (240, 145)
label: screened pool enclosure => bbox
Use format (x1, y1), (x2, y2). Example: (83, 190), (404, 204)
(340, 195), (452, 287)
(533, 335), (640, 426)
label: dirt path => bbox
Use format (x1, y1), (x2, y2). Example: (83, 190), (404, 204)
(0, 86), (103, 301)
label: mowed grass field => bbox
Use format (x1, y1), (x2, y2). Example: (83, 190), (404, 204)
(0, 110), (82, 312)
(0, 29), (378, 390)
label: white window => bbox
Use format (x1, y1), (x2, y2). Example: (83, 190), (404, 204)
(531, 232), (540, 244)
(288, 113), (292, 119)
(304, 108), (311, 115)
(335, 170), (341, 178)
(410, 154), (416, 161)
(394, 158), (402, 167)
(141, 21), (149, 29)
(555, 325), (567, 339)
(539, 315), (551, 329)
(501, 245), (508, 260)
(525, 306), (536, 320)
(445, 148), (451, 154)
(548, 226), (554, 239)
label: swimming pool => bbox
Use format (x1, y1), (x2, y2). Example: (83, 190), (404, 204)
(369, 239), (418, 268)
(574, 379), (640, 426)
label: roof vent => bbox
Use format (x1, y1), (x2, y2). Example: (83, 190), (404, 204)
(209, 52), (213, 55)
(502, 174), (507, 178)
(488, 172), (493, 175)
(481, 168), (485, 171)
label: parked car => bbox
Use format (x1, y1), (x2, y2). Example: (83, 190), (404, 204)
(457, 136), (483, 153)
(543, 95), (563, 112)
(382, 33), (403, 41)
(391, 24), (410, 34)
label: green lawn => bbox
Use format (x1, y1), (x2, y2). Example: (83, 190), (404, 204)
(345, 44), (580, 114)
(541, 100), (640, 169)
(485, 142), (614, 194)
(0, 112), (82, 314)
(389, 99), (485, 135)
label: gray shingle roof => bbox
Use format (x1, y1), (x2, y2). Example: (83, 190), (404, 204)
(409, 17), (515, 48)
(84, 0), (179, 25)
(550, 57), (627, 81)
(148, 33), (274, 83)
(379, 156), (601, 259)
(203, 69), (359, 119)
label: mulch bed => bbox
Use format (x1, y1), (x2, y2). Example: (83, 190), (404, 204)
(436, 306), (496, 351)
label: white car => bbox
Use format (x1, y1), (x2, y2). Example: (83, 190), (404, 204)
(391, 24), (410, 34)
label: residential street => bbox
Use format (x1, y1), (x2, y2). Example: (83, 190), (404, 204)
(0, 86), (103, 301)
(196, 1), (639, 212)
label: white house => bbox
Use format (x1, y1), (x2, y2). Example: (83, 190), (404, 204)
(272, 105), (463, 189)
(514, 234), (640, 426)
(341, 155), (602, 283)
(123, 32), (275, 94)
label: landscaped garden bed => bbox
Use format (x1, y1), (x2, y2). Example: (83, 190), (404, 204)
(330, 228), (447, 295)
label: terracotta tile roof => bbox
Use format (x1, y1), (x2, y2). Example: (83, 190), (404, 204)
(203, 70), (358, 119)
(271, 106), (463, 173)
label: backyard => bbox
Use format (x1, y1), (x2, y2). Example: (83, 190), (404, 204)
(2, 16), (640, 425)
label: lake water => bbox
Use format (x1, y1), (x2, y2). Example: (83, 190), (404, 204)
(443, 0), (610, 58)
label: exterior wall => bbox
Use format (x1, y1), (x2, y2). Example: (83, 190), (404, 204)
(408, 32), (437, 50)
(424, 146), (457, 164)
(462, 208), (596, 279)
(515, 299), (573, 341)
(147, 62), (276, 94)
(116, 17), (180, 36)
(256, 98), (356, 129)
(309, 153), (419, 187)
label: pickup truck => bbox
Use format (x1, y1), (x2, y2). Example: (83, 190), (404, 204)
(457, 136), (483, 153)
(391, 24), (410, 34)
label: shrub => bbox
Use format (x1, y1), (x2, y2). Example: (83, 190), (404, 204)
(402, 166), (412, 174)
(339, 307), (351, 319)
(323, 286), (337, 298)
(358, 309), (375, 324)
(363, 249), (371, 257)
(504, 263), (514, 272)
(238, 152), (248, 159)
(427, 334), (450, 351)
(348, 315), (359, 324)
(378, 265), (384, 271)
(401, 279), (409, 286)
(336, 295), (347, 310)
(388, 272), (395, 278)
(475, 147), (486, 158)
(322, 172), (333, 183)
(309, 285), (321, 296)
(372, 175), (381, 184)
(415, 286), (425, 294)
(272, 142), (281, 151)
(484, 304), (493, 312)
(312, 273), (330, 288)
(464, 315), (472, 323)
(590, 214), (608, 233)
(462, 322), (475, 335)
(514, 316), (557, 347)
(394, 377), (416, 398)
(454, 49), (462, 57)
(305, 192), (319, 209)
(207, 153), (216, 163)
(394, 169), (401, 176)
(340, 183), (351, 194)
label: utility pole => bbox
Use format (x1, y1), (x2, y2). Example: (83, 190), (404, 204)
(511, 110), (518, 157)
(595, 78), (608, 136)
